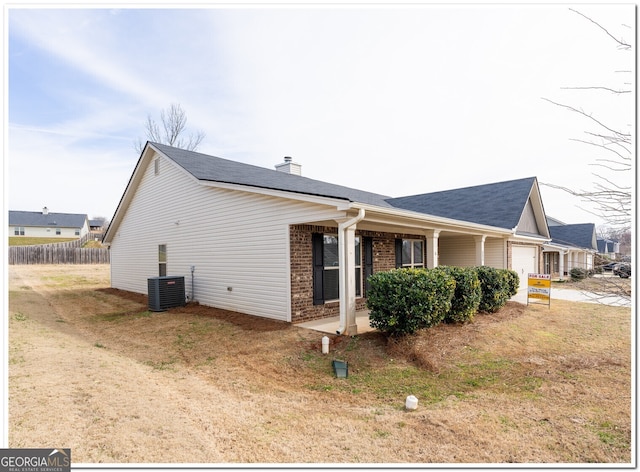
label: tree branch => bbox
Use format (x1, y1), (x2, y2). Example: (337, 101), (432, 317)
(569, 8), (632, 49)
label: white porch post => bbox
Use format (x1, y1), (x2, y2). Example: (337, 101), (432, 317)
(567, 251), (574, 273)
(558, 250), (566, 281)
(342, 226), (358, 335)
(425, 230), (440, 269)
(336, 209), (365, 336)
(474, 235), (487, 266)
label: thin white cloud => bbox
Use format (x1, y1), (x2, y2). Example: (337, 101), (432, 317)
(9, 9), (172, 108)
(6, 4), (635, 226)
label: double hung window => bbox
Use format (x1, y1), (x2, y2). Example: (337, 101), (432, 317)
(158, 244), (167, 276)
(313, 233), (362, 304)
(400, 239), (424, 268)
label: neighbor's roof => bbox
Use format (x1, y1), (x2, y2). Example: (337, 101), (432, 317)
(597, 238), (617, 253)
(385, 177), (538, 230)
(9, 210), (88, 228)
(153, 142), (394, 208)
(548, 223), (597, 250)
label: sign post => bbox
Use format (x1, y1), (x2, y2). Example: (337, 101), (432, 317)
(527, 273), (551, 308)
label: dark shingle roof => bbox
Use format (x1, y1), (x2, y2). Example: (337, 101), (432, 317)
(9, 210), (87, 228)
(597, 238), (617, 253)
(152, 144), (543, 231)
(153, 142), (393, 207)
(549, 223), (596, 250)
(385, 177), (537, 229)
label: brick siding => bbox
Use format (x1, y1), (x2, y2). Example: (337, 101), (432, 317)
(289, 225), (426, 323)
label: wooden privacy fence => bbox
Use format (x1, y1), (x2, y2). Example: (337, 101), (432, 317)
(9, 246), (110, 265)
(9, 233), (110, 265)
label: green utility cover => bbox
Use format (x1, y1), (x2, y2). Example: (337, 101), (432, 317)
(332, 359), (348, 378)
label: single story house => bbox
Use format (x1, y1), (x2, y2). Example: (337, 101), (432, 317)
(103, 142), (551, 335)
(9, 207), (89, 239)
(542, 217), (597, 279)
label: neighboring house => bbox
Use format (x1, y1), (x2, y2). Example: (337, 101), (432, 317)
(103, 142), (551, 334)
(542, 219), (598, 279)
(9, 207), (89, 239)
(89, 219), (105, 232)
(597, 238), (621, 259)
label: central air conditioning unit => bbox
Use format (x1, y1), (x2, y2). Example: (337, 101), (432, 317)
(148, 276), (186, 312)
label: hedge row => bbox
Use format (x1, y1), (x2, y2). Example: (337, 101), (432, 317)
(367, 266), (519, 336)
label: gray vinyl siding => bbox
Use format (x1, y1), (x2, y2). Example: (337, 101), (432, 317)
(484, 237), (506, 269)
(109, 154), (345, 321)
(517, 199), (540, 234)
(438, 235), (505, 269)
(438, 236), (476, 267)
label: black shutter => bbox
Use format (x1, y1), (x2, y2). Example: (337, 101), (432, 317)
(364, 237), (373, 295)
(395, 238), (403, 269)
(312, 233), (324, 305)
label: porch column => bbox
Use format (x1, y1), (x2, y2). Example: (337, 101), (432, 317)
(337, 208), (365, 336)
(342, 226), (358, 335)
(567, 251), (574, 273)
(474, 235), (487, 266)
(425, 230), (440, 269)
(558, 250), (566, 281)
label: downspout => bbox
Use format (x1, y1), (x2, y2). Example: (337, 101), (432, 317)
(336, 208), (366, 335)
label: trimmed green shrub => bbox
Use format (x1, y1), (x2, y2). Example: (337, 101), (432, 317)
(504, 269), (520, 297)
(436, 266), (481, 324)
(474, 266), (516, 313)
(366, 268), (456, 336)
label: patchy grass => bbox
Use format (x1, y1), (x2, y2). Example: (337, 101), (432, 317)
(8, 237), (78, 246)
(82, 240), (105, 248)
(8, 264), (632, 464)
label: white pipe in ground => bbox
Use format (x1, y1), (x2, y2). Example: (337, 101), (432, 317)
(322, 336), (329, 354)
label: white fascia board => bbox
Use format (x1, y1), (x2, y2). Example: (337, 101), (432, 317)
(543, 242), (570, 251)
(528, 180), (551, 239)
(510, 233), (552, 244)
(103, 144), (155, 243)
(352, 202), (514, 237)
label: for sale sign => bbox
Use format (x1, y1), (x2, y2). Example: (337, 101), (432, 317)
(527, 273), (551, 307)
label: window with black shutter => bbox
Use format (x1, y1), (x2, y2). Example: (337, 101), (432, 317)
(312, 233), (362, 304)
(396, 238), (425, 268)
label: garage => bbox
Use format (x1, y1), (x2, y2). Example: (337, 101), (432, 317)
(512, 246), (538, 289)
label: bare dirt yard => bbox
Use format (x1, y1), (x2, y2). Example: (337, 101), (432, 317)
(8, 265), (632, 465)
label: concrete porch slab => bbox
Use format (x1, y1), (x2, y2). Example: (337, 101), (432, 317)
(295, 310), (375, 335)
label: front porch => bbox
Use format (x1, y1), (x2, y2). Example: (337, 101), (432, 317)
(296, 310), (375, 335)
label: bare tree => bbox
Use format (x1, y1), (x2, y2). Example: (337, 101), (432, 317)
(134, 103), (206, 153)
(541, 8), (633, 231)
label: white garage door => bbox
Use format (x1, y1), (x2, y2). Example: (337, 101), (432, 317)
(512, 246), (537, 289)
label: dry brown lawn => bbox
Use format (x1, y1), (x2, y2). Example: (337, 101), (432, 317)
(8, 265), (632, 465)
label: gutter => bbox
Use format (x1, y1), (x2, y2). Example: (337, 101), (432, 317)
(336, 208), (366, 335)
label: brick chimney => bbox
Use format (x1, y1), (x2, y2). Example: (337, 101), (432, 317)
(274, 156), (302, 176)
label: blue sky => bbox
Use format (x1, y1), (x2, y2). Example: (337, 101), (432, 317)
(5, 3), (635, 228)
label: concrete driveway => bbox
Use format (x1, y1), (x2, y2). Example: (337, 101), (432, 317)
(511, 287), (631, 308)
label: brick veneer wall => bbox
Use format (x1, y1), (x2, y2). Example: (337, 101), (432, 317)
(289, 225), (425, 323)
